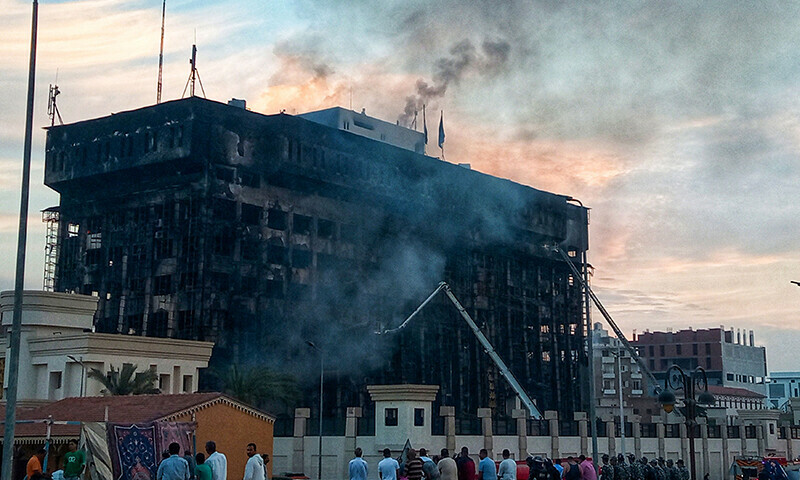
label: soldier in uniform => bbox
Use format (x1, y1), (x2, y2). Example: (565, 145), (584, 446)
(615, 455), (629, 480)
(646, 460), (658, 480)
(655, 458), (667, 480)
(600, 455), (614, 480)
(666, 459), (679, 480)
(625, 454), (640, 480)
(675, 460), (690, 480)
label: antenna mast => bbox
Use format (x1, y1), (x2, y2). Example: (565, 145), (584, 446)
(47, 83), (62, 126)
(181, 42), (205, 98)
(156, 0), (165, 104)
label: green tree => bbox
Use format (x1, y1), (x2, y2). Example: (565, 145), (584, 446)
(214, 364), (300, 407)
(88, 364), (160, 395)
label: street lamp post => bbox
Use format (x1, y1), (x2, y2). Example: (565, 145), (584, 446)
(657, 365), (716, 480)
(306, 341), (323, 480)
(67, 355), (86, 397)
(613, 346), (626, 456)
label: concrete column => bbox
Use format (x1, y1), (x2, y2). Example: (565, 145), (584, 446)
(546, 410), (560, 460)
(740, 422), (748, 456)
(721, 423), (730, 471)
(478, 408), (493, 457)
(653, 418), (665, 459)
(783, 422), (794, 460)
(605, 416), (616, 457)
(630, 415), (642, 459)
(679, 423), (689, 465)
(343, 407), (362, 480)
(513, 409), (528, 458)
(757, 425), (765, 456)
(293, 408), (310, 473)
(699, 419), (709, 479)
(441, 406), (456, 454)
(575, 412), (588, 456)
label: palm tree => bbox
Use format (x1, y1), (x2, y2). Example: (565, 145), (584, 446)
(214, 365), (300, 407)
(88, 364), (160, 395)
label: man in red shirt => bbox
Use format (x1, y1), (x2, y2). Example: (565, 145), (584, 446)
(455, 447), (475, 480)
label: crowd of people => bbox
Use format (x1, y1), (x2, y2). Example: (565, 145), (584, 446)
(23, 439), (271, 480)
(527, 453), (693, 480)
(351, 448), (696, 480)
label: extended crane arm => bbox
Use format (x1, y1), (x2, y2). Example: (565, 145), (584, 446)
(381, 282), (543, 419)
(553, 246), (662, 394)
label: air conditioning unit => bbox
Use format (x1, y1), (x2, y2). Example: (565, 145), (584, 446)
(155, 231), (164, 239)
(155, 219), (164, 228)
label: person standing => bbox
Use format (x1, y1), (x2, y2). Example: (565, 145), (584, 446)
(63, 439), (86, 480)
(676, 461), (689, 480)
(526, 457), (549, 480)
(184, 451), (197, 480)
(195, 454), (213, 480)
(438, 449), (458, 480)
(205, 441), (228, 480)
(478, 449), (496, 480)
(26, 449), (47, 480)
(456, 447), (475, 480)
(406, 449), (425, 480)
(379, 448), (400, 480)
(244, 443), (266, 480)
(497, 450), (516, 480)
(157, 442), (191, 480)
(564, 457), (581, 480)
(579, 455), (596, 480)
(349, 448), (369, 480)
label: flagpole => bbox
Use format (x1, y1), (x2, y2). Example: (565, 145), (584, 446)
(3, 1), (38, 477)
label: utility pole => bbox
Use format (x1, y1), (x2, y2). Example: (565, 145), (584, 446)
(3, 1), (38, 479)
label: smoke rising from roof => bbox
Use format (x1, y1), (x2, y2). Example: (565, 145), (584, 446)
(398, 38), (511, 126)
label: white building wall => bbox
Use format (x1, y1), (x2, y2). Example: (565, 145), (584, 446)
(0, 291), (213, 403)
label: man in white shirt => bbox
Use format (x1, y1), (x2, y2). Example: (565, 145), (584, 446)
(497, 450), (516, 480)
(437, 449), (457, 480)
(378, 448), (400, 480)
(205, 441), (228, 480)
(244, 443), (266, 480)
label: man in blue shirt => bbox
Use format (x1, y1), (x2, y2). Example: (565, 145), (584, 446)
(158, 442), (190, 480)
(478, 449), (497, 480)
(349, 448), (368, 480)
(378, 448), (400, 480)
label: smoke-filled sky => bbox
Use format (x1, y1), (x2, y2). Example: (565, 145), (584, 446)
(2, 1), (800, 371)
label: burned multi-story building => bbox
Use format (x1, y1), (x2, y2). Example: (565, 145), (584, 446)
(43, 97), (590, 429)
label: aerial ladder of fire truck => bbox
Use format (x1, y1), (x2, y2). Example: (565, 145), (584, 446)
(550, 243), (663, 395)
(380, 281), (544, 419)
(380, 243), (664, 421)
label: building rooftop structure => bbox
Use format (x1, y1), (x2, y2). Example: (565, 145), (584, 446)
(633, 326), (767, 396)
(298, 106), (426, 154)
(42, 97), (590, 426)
(0, 290), (214, 405)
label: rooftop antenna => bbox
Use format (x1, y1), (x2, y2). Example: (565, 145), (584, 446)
(156, 0), (165, 104)
(47, 70), (62, 126)
(181, 32), (205, 99)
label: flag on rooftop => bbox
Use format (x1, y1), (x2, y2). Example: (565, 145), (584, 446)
(438, 110), (445, 149)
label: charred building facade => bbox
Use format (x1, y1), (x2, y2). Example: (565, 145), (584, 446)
(44, 97), (589, 429)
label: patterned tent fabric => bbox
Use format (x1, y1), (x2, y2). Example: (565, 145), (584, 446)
(106, 422), (197, 480)
(108, 423), (159, 480)
(156, 422), (195, 457)
(82, 422), (113, 480)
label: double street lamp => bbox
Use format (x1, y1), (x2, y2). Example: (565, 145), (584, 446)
(657, 365), (716, 480)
